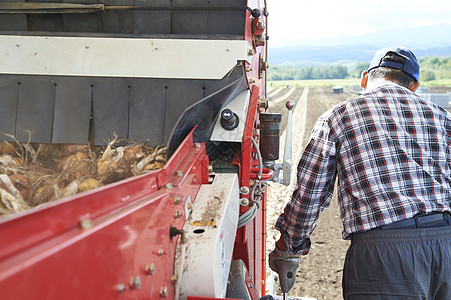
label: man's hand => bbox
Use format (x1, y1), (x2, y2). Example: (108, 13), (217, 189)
(268, 243), (300, 273)
(269, 235), (300, 272)
(268, 236), (301, 293)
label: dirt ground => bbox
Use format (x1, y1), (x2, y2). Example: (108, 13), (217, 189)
(264, 85), (451, 299)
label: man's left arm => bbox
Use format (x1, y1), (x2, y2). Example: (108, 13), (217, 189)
(275, 115), (338, 255)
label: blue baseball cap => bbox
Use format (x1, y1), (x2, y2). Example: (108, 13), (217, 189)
(368, 46), (420, 81)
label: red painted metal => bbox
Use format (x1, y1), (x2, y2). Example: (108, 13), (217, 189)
(231, 83), (268, 297)
(250, 167), (274, 180)
(0, 130), (209, 299)
(0, 0), (269, 298)
(229, 1), (269, 296)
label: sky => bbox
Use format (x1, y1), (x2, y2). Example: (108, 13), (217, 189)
(266, 0), (451, 47)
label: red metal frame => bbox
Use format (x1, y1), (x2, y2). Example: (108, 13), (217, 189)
(0, 0), (269, 297)
(229, 0), (269, 297)
(0, 130), (209, 299)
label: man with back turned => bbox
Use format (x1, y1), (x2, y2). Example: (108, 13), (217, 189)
(269, 46), (451, 299)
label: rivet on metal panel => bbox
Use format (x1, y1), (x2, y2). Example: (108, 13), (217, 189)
(208, 165), (213, 172)
(174, 196), (182, 205)
(195, 143), (201, 148)
(248, 49), (254, 56)
(145, 263), (156, 275)
(176, 170), (183, 177)
(158, 249), (165, 256)
(166, 183), (173, 189)
(160, 286), (168, 297)
(240, 186), (250, 195)
(116, 283), (126, 293)
(80, 219), (93, 229)
(129, 276), (141, 290)
(170, 274), (178, 285)
(174, 211), (182, 219)
(246, 66), (253, 72)
(249, 79), (255, 84)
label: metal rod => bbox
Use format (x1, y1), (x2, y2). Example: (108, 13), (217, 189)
(282, 101), (295, 186)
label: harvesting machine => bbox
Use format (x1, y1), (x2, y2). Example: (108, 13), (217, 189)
(0, 0), (292, 298)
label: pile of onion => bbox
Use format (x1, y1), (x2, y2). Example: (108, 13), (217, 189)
(0, 136), (166, 216)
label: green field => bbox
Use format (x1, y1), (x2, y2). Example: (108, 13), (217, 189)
(268, 78), (451, 88)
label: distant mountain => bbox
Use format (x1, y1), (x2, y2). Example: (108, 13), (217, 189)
(268, 24), (451, 66)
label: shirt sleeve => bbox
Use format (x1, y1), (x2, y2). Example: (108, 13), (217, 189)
(275, 114), (338, 255)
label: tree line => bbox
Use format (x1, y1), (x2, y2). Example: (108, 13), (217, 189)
(268, 56), (451, 82)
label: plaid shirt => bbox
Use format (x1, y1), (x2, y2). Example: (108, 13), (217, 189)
(275, 83), (451, 255)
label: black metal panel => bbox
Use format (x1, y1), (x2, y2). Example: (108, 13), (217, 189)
(207, 0), (246, 35)
(0, 0), (27, 31)
(172, 0), (208, 34)
(0, 76), (19, 141)
(128, 79), (167, 145)
(0, 0), (246, 36)
(134, 0), (171, 34)
(164, 79), (205, 143)
(52, 77), (91, 144)
(62, 0), (100, 33)
(26, 0), (65, 32)
(91, 78), (130, 145)
(63, 13), (101, 32)
(15, 76), (55, 143)
(0, 70), (247, 149)
(27, 13), (64, 31)
(100, 0), (134, 34)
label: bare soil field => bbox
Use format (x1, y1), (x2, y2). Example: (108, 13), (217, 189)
(264, 85), (451, 299)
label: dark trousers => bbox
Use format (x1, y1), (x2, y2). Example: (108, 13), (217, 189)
(342, 226), (451, 299)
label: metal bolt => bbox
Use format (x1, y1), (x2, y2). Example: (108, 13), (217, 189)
(174, 211), (182, 219)
(208, 165), (213, 172)
(247, 49), (254, 56)
(145, 263), (156, 275)
(166, 183), (173, 189)
(195, 143), (201, 148)
(240, 198), (249, 206)
(158, 249), (165, 256)
(170, 274), (178, 285)
(240, 186), (250, 195)
(160, 286), (168, 297)
(129, 276), (141, 290)
(174, 196), (181, 204)
(80, 219), (93, 229)
(256, 19), (265, 30)
(117, 283), (126, 293)
(176, 170), (183, 177)
(249, 79), (255, 84)
(246, 66), (253, 72)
